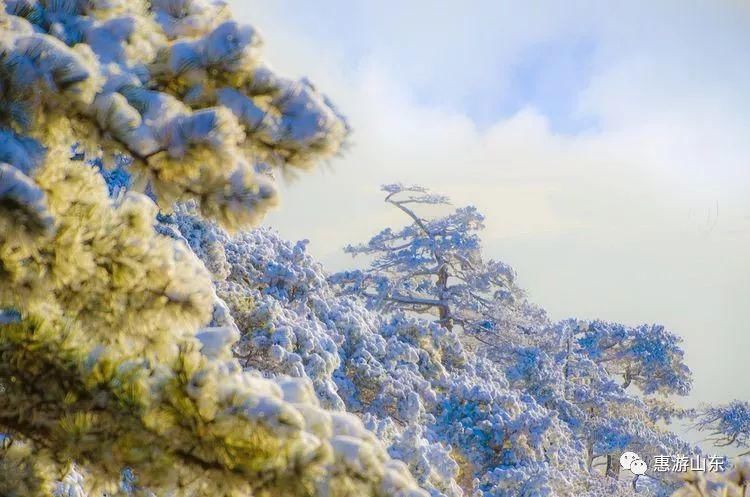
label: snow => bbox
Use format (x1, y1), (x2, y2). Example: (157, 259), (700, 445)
(0, 2), (745, 496)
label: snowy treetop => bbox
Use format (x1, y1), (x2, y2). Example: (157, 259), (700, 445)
(0, 0), (349, 229)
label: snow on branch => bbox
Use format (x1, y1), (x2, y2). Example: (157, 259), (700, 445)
(0, 0), (349, 230)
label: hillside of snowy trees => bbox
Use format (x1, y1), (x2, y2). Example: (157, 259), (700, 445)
(0, 1), (748, 496)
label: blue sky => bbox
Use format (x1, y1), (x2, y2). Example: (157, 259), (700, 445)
(240, 1), (603, 131)
(238, 1), (750, 136)
(230, 1), (750, 448)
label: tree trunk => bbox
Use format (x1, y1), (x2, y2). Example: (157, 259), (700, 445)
(606, 454), (621, 479)
(436, 265), (452, 330)
(563, 335), (572, 399)
(622, 365), (632, 389)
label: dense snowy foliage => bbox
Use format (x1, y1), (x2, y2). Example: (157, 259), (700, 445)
(697, 401), (750, 455)
(0, 0), (348, 231)
(0, 2), (426, 496)
(0, 2), (745, 497)
(163, 203), (590, 497)
(151, 184), (714, 497)
(331, 185), (706, 496)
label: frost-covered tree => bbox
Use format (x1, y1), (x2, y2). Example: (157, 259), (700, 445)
(335, 184), (697, 496)
(480, 294), (695, 490)
(548, 319), (694, 473)
(0, 0), (348, 231)
(0, 2), (433, 496)
(697, 401), (750, 456)
(568, 320), (692, 396)
(158, 203), (585, 497)
(332, 184), (543, 339)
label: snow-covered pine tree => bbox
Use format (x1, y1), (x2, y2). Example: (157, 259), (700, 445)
(697, 401), (750, 456)
(160, 193), (750, 497)
(334, 184), (700, 496)
(158, 202), (629, 497)
(673, 401), (750, 497)
(331, 183), (544, 340)
(0, 0), (349, 231)
(548, 319), (694, 487)
(0, 2), (428, 496)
